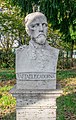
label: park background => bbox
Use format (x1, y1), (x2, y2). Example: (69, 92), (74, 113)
(0, 0), (76, 119)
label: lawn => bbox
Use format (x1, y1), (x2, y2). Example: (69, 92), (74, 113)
(0, 68), (16, 120)
(0, 68), (76, 120)
(0, 68), (16, 81)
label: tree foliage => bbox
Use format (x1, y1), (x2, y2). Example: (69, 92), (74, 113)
(8, 0), (76, 38)
(0, 0), (76, 68)
(0, 1), (26, 51)
(7, 0), (76, 48)
(0, 0), (26, 68)
(8, 0), (76, 67)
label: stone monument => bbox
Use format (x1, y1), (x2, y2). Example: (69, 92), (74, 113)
(10, 12), (62, 120)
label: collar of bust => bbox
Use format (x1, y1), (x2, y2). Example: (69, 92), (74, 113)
(29, 39), (49, 49)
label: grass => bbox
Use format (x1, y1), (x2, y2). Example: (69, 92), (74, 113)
(0, 68), (16, 81)
(0, 79), (16, 119)
(57, 69), (76, 120)
(0, 68), (76, 120)
(57, 69), (76, 80)
(57, 77), (76, 120)
(1, 112), (16, 120)
(57, 93), (76, 120)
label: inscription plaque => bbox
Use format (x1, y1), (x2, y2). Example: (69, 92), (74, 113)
(16, 72), (56, 80)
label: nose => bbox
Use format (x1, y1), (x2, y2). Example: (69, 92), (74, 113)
(39, 24), (43, 32)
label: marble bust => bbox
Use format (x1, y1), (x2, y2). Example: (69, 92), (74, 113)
(10, 12), (62, 120)
(16, 12), (59, 74)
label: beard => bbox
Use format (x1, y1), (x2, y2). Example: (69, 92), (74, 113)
(34, 34), (46, 45)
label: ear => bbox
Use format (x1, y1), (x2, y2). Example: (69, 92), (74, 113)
(26, 27), (31, 36)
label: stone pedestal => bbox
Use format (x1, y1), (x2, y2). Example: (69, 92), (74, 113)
(10, 85), (62, 120)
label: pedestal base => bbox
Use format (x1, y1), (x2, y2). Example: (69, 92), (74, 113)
(10, 85), (62, 120)
(17, 107), (56, 120)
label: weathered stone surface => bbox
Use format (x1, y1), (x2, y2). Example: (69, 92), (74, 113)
(10, 12), (62, 120)
(17, 108), (56, 120)
(10, 86), (62, 120)
(17, 79), (56, 89)
(16, 40), (59, 74)
(16, 72), (56, 80)
(17, 98), (56, 107)
(16, 13), (59, 90)
(10, 85), (62, 96)
(16, 72), (56, 89)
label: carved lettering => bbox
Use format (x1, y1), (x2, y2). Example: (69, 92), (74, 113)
(16, 72), (56, 80)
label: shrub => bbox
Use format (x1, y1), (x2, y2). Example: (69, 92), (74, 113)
(0, 50), (15, 68)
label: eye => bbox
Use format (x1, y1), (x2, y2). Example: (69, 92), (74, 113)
(31, 23), (39, 28)
(36, 23), (39, 26)
(31, 25), (35, 28)
(42, 23), (47, 27)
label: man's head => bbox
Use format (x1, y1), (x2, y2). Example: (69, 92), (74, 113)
(25, 12), (48, 45)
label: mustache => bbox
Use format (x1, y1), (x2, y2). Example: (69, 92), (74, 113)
(36, 34), (46, 38)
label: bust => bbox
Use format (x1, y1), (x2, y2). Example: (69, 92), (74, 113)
(16, 12), (59, 73)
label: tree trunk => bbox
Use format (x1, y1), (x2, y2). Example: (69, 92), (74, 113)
(66, 51), (69, 69)
(62, 51), (64, 69)
(71, 40), (74, 67)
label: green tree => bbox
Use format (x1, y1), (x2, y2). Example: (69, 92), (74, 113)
(1, 0), (76, 68)
(9, 0), (76, 67)
(0, 5), (26, 49)
(0, 0), (27, 68)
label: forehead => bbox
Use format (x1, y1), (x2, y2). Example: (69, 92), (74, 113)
(25, 13), (47, 26)
(30, 17), (47, 25)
